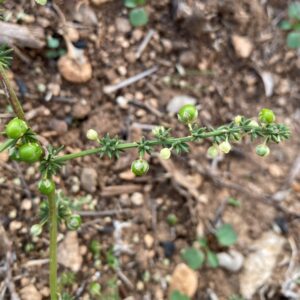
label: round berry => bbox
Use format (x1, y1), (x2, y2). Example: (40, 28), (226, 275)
(259, 108), (275, 124)
(167, 214), (178, 226)
(178, 104), (198, 124)
(38, 178), (55, 195)
(131, 159), (149, 176)
(18, 143), (43, 163)
(160, 148), (171, 160)
(67, 215), (82, 230)
(5, 117), (28, 139)
(219, 140), (231, 154)
(255, 144), (270, 157)
(207, 145), (219, 159)
(86, 129), (98, 141)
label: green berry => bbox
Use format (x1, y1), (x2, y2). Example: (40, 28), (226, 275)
(219, 140), (231, 154)
(160, 148), (171, 160)
(30, 224), (42, 237)
(18, 143), (43, 163)
(38, 178), (55, 195)
(131, 159), (149, 176)
(167, 214), (178, 226)
(255, 144), (270, 157)
(5, 117), (28, 139)
(67, 215), (82, 230)
(207, 145), (219, 159)
(259, 108), (275, 124)
(178, 104), (198, 124)
(86, 129), (98, 141)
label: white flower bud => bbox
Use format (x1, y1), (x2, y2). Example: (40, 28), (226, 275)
(86, 129), (98, 141)
(160, 148), (171, 160)
(234, 115), (242, 125)
(249, 120), (259, 127)
(219, 140), (232, 154)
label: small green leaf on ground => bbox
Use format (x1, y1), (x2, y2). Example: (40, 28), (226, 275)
(206, 250), (219, 268)
(227, 197), (241, 207)
(129, 7), (149, 27)
(124, 0), (138, 8)
(181, 247), (205, 270)
(35, 0), (47, 5)
(170, 290), (190, 300)
(288, 2), (300, 20)
(279, 20), (293, 30)
(215, 224), (238, 247)
(287, 31), (300, 48)
(198, 237), (208, 248)
(47, 36), (60, 49)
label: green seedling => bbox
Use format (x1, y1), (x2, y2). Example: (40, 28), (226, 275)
(279, 2), (300, 48)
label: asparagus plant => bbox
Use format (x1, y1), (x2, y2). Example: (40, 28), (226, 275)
(0, 46), (290, 300)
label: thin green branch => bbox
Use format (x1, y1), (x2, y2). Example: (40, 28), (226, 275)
(48, 191), (58, 300)
(52, 126), (269, 163)
(0, 64), (26, 120)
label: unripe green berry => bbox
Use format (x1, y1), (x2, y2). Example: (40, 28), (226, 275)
(131, 159), (149, 176)
(38, 178), (55, 195)
(160, 148), (171, 160)
(207, 145), (219, 159)
(255, 144), (270, 157)
(18, 143), (43, 163)
(30, 224), (42, 237)
(167, 214), (178, 226)
(234, 115), (242, 125)
(67, 215), (82, 230)
(259, 108), (275, 124)
(178, 104), (198, 124)
(219, 140), (231, 154)
(249, 120), (259, 127)
(86, 129), (98, 141)
(5, 117), (28, 139)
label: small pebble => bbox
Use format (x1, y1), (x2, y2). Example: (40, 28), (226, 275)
(131, 192), (144, 206)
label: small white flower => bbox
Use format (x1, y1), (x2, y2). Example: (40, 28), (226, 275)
(86, 129), (98, 141)
(160, 148), (171, 160)
(219, 140), (232, 154)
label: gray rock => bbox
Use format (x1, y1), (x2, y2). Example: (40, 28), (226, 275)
(217, 250), (244, 272)
(115, 17), (132, 34)
(80, 167), (98, 193)
(179, 51), (197, 67)
(167, 95), (197, 114)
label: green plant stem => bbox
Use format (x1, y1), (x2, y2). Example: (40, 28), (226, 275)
(52, 122), (290, 164)
(48, 191), (58, 300)
(53, 128), (239, 163)
(0, 64), (26, 120)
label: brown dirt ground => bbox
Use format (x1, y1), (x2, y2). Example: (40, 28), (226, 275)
(0, 0), (300, 299)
